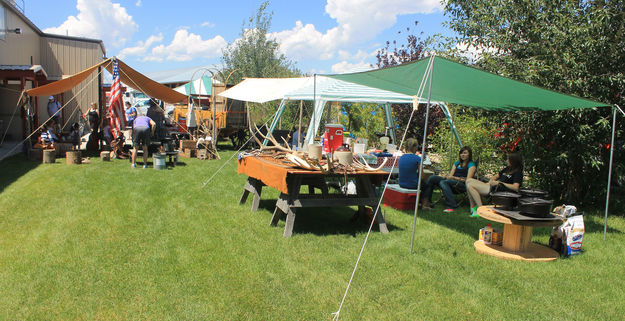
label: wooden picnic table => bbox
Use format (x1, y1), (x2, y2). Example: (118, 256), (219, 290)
(238, 155), (390, 237)
(474, 206), (564, 261)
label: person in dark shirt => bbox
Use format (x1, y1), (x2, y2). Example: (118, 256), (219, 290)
(398, 138), (422, 189)
(421, 146), (476, 212)
(466, 152), (523, 217)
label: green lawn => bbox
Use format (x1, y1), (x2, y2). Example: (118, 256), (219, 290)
(1, 149), (624, 320)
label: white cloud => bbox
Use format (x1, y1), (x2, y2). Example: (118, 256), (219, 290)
(455, 40), (498, 62)
(337, 49), (373, 62)
(145, 29), (227, 62)
(271, 0), (442, 61)
(42, 0), (138, 48)
(331, 61), (374, 74)
(135, 0), (141, 6)
(201, 21), (215, 28)
(117, 33), (163, 59)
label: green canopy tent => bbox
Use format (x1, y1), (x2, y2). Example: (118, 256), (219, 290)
(327, 55), (616, 246)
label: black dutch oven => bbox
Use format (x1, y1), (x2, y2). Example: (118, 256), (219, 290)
(519, 188), (549, 198)
(491, 192), (521, 210)
(161, 137), (175, 152)
(518, 197), (554, 218)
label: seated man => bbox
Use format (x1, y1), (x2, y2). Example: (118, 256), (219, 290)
(47, 124), (61, 143)
(397, 138), (422, 189)
(39, 124), (53, 148)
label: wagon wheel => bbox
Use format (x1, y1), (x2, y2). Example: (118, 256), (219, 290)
(230, 129), (249, 149)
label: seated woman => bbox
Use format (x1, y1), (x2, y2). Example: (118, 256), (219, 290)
(398, 138), (422, 189)
(466, 152), (523, 217)
(421, 147), (476, 213)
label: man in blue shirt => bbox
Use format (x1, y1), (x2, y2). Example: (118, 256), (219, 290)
(125, 101), (137, 128)
(398, 138), (422, 189)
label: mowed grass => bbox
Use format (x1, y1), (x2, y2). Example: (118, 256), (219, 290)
(1, 148), (624, 320)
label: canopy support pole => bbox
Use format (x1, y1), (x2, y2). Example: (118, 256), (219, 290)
(410, 55), (435, 254)
(604, 104), (624, 240)
(440, 103), (462, 147)
(305, 99), (327, 145)
(264, 99), (288, 146)
(383, 103), (396, 143)
(298, 100), (303, 149)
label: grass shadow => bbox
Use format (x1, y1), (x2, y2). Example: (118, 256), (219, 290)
(251, 198), (403, 236)
(0, 154), (40, 193)
(292, 207), (402, 236)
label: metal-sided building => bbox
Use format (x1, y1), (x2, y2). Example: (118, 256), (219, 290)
(0, 0), (105, 142)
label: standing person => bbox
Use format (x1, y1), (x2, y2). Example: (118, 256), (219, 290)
(102, 118), (113, 146)
(466, 152), (523, 217)
(131, 115), (155, 168)
(398, 138), (422, 189)
(146, 99), (165, 141)
(68, 122), (81, 149)
(86, 102), (99, 133)
(291, 127), (306, 149)
(125, 101), (137, 128)
(47, 96), (62, 124)
(421, 147), (476, 213)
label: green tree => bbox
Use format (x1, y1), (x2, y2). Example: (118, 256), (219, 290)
(219, 1), (300, 123)
(429, 107), (501, 176)
(444, 0), (625, 206)
(338, 103), (387, 145)
(373, 22), (447, 144)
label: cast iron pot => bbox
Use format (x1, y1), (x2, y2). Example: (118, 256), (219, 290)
(519, 188), (549, 198)
(518, 197), (554, 218)
(161, 137), (175, 152)
(490, 192), (521, 210)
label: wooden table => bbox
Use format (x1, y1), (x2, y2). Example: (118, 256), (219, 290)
(474, 206), (564, 261)
(238, 155), (390, 237)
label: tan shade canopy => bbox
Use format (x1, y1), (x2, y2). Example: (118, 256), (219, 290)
(26, 57), (188, 104)
(25, 59), (110, 97)
(106, 59), (187, 104)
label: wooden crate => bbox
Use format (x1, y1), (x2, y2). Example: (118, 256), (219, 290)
(180, 149), (196, 158)
(197, 149), (208, 160)
(180, 140), (197, 150)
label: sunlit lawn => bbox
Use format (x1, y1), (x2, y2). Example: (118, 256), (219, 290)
(1, 147), (624, 320)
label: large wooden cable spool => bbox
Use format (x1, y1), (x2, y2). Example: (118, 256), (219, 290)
(66, 150), (82, 165)
(42, 149), (56, 164)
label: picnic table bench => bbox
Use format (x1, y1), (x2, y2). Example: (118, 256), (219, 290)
(238, 155), (390, 237)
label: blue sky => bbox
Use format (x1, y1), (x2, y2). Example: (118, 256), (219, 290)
(25, 0), (456, 75)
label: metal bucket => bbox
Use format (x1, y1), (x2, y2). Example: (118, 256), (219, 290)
(153, 153), (166, 170)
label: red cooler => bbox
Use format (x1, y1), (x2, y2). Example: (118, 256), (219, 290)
(323, 124), (344, 153)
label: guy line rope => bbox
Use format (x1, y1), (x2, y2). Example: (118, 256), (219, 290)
(331, 55), (435, 321)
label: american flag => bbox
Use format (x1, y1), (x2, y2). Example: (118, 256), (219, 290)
(107, 59), (126, 138)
